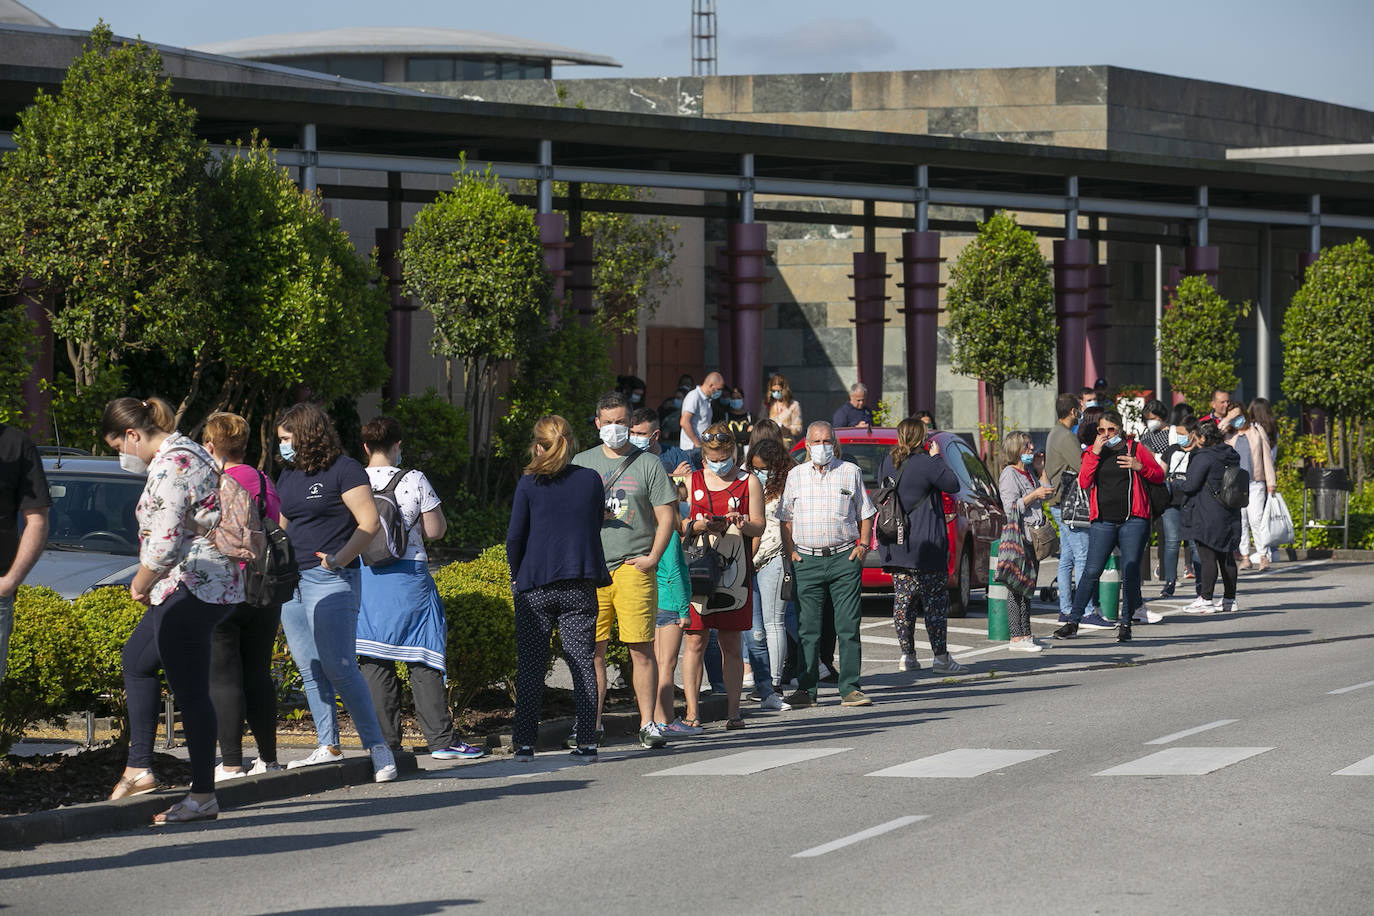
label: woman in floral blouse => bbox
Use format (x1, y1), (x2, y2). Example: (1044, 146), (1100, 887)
(102, 397), (243, 824)
(764, 373), (803, 446)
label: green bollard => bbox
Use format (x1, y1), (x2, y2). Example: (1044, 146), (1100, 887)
(1098, 553), (1121, 621)
(987, 543), (1010, 641)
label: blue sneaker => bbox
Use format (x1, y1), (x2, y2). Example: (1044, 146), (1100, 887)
(1057, 613), (1074, 624)
(663, 718), (704, 737)
(432, 742), (485, 760)
(1079, 613), (1116, 630)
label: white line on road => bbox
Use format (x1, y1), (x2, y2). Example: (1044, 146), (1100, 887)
(792, 816), (929, 858)
(868, 748), (1058, 778)
(862, 634), (972, 652)
(1145, 719), (1239, 745)
(646, 747), (851, 777)
(1333, 754), (1374, 776)
(1327, 680), (1374, 695)
(950, 644), (1024, 661)
(1094, 747), (1274, 776)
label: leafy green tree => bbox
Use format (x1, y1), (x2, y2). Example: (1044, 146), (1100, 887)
(0, 305), (37, 426)
(1157, 275), (1242, 411)
(0, 23), (213, 392)
(387, 388), (470, 491)
(945, 212), (1056, 450)
(402, 166), (552, 495)
(1282, 238), (1374, 482)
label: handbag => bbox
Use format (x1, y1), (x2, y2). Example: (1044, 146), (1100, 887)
(683, 531), (722, 599)
(1058, 469), (1092, 530)
(995, 516), (1037, 597)
(779, 552), (797, 602)
(1261, 491), (1295, 547)
(1028, 519), (1059, 560)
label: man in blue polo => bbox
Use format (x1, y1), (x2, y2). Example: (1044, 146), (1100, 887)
(777, 421), (875, 708)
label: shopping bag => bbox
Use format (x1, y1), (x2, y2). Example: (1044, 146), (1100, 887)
(1261, 491), (1295, 546)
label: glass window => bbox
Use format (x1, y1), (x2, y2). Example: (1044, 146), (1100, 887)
(458, 58), (501, 81)
(327, 55), (385, 82)
(280, 56), (326, 73)
(406, 57), (454, 82)
(501, 59), (547, 80)
(45, 473), (145, 555)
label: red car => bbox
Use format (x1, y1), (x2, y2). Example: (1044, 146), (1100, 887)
(789, 427), (1006, 617)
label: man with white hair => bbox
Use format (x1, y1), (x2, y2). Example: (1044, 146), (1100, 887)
(832, 382), (874, 429)
(776, 421), (876, 708)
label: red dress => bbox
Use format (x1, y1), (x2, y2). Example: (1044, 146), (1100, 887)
(684, 469), (754, 632)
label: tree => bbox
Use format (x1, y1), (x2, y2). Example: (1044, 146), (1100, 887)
(0, 23), (212, 393)
(1282, 237), (1374, 482)
(401, 165), (553, 496)
(1157, 275), (1242, 411)
(0, 305), (37, 426)
(945, 212), (1056, 451)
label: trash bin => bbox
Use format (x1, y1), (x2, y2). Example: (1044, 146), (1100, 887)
(1305, 467), (1350, 521)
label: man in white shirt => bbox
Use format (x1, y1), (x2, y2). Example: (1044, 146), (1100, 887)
(678, 371), (724, 451)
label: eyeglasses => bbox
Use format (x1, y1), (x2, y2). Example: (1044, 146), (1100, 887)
(702, 432), (733, 445)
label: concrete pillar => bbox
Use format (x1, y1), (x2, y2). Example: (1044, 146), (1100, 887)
(376, 227), (415, 401)
(1085, 265), (1111, 387)
(898, 231), (941, 417)
(1257, 228), (1272, 400)
(849, 251), (890, 407)
(728, 222), (768, 411)
(714, 245), (735, 384)
(567, 236), (596, 326)
(535, 213), (570, 319)
(19, 279), (51, 439)
(1053, 239), (1093, 393)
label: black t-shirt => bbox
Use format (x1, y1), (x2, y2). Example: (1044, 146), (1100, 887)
(276, 454), (370, 571)
(0, 425), (51, 577)
(1095, 443), (1131, 523)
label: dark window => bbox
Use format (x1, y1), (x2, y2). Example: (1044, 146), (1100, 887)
(327, 55), (385, 82)
(501, 59), (548, 80)
(406, 57), (454, 82)
(280, 56), (326, 72)
(458, 58), (501, 80)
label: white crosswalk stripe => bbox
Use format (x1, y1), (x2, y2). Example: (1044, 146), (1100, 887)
(646, 747), (851, 777)
(1094, 747), (1274, 776)
(1332, 754), (1374, 776)
(868, 748), (1058, 778)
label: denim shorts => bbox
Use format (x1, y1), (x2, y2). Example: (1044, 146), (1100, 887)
(656, 606), (686, 627)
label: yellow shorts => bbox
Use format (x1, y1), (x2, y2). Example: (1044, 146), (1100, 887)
(596, 563), (657, 645)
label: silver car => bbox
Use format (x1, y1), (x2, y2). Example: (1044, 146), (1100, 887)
(26, 455), (144, 599)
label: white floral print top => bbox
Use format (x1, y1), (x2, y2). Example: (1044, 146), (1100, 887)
(136, 432), (244, 606)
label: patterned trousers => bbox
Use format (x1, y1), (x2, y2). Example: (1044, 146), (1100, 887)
(513, 579), (599, 748)
(891, 569), (950, 656)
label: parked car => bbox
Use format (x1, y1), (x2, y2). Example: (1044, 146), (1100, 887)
(24, 456), (143, 599)
(789, 427), (1006, 617)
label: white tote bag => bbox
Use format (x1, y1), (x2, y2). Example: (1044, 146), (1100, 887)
(1262, 492), (1295, 547)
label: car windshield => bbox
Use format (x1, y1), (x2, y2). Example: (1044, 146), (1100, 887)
(41, 472), (144, 555)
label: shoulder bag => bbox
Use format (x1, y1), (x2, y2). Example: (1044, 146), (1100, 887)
(995, 515), (1037, 597)
(1057, 468), (1092, 530)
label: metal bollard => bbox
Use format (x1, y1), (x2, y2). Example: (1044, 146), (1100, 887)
(163, 693), (177, 749)
(1098, 553), (1121, 621)
(987, 543), (1010, 641)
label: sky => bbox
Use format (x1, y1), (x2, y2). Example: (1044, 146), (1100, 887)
(38, 0), (1374, 112)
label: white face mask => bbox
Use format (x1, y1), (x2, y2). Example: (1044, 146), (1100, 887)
(119, 434), (148, 475)
(1146, 419), (1163, 432)
(599, 423), (629, 449)
(809, 444), (834, 465)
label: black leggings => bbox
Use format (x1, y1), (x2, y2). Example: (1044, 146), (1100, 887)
(1195, 543), (1237, 601)
(124, 586), (231, 793)
(512, 579), (599, 748)
(209, 601), (282, 767)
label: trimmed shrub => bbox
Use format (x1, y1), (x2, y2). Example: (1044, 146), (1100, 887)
(1, 586), (95, 755)
(69, 587), (145, 727)
(432, 551), (517, 719)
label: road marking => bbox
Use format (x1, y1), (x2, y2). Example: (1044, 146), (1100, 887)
(1333, 755), (1374, 776)
(868, 748), (1058, 778)
(1145, 719), (1239, 745)
(950, 644), (1022, 661)
(862, 633), (972, 652)
(861, 620), (891, 630)
(1327, 680), (1374, 695)
(947, 625), (998, 636)
(646, 747), (851, 777)
(1094, 747), (1274, 776)
(792, 816), (928, 858)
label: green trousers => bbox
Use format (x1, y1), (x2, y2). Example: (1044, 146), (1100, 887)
(794, 551), (863, 697)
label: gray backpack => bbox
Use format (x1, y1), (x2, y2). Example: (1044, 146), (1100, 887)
(361, 469), (410, 567)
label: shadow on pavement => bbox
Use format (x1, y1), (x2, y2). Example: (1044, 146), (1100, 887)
(266, 903), (479, 914)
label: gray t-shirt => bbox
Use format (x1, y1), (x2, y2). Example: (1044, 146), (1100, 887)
(678, 386), (713, 449)
(573, 445), (678, 572)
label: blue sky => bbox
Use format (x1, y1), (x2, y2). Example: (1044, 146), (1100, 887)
(42, 0), (1374, 111)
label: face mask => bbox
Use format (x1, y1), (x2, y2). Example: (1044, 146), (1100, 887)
(1232, 417), (1245, 429)
(1071, 422), (1079, 435)
(1147, 419), (1162, 432)
(392, 449), (403, 467)
(1106, 435), (1123, 448)
(119, 434), (149, 475)
(710, 389), (722, 400)
(809, 444), (834, 465)
(1085, 400), (1097, 409)
(599, 424), (629, 449)
(279, 442), (296, 464)
(628, 434), (651, 451)
(706, 457), (734, 476)
(631, 393), (642, 404)
(728, 399), (744, 410)
(1174, 432), (1190, 447)
(771, 390), (783, 400)
(1020, 453), (1034, 466)
(754, 468), (769, 486)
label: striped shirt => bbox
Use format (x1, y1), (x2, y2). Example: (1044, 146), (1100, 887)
(775, 458), (875, 549)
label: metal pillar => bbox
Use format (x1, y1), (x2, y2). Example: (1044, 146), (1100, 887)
(1196, 185), (1209, 247)
(898, 231), (942, 418)
(740, 154), (755, 222)
(1154, 244), (1164, 400)
(1065, 176), (1079, 240)
(849, 251), (890, 407)
(728, 222), (768, 411)
(537, 140), (553, 215)
(1053, 239), (1093, 393)
(1257, 228), (1272, 400)
(1085, 265), (1111, 387)
(301, 123), (317, 192)
(714, 245), (735, 384)
(1309, 194), (1322, 254)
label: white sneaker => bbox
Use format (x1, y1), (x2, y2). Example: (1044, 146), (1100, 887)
(246, 759), (281, 776)
(214, 764), (247, 783)
(898, 653), (921, 672)
(742, 671), (755, 688)
(1183, 597), (1216, 615)
(1132, 605), (1165, 624)
(1221, 598), (1238, 613)
(1008, 638), (1043, 653)
(930, 654), (969, 675)
(370, 744), (398, 783)
(287, 745), (344, 768)
(759, 693), (791, 711)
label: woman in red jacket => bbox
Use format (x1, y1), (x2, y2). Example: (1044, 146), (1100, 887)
(1053, 410), (1165, 643)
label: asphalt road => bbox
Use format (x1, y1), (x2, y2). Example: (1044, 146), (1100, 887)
(4, 559), (1374, 915)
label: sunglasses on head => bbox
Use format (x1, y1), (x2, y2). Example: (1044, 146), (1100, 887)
(702, 432), (733, 445)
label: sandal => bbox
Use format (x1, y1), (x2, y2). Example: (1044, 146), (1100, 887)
(152, 795), (219, 825)
(109, 769), (156, 801)
(682, 718), (702, 729)
(725, 717), (747, 730)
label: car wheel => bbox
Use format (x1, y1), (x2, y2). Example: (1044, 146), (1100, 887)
(947, 540), (974, 618)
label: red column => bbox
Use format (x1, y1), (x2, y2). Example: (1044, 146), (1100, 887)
(535, 213), (571, 324)
(1085, 264), (1111, 387)
(19, 279), (51, 440)
(898, 232), (941, 416)
(375, 228), (415, 401)
(729, 223), (769, 412)
(567, 236), (596, 326)
(1053, 240), (1093, 392)
(1183, 246), (1220, 287)
(714, 245), (735, 384)
(849, 251), (890, 407)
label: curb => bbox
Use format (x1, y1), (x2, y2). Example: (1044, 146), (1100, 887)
(0, 750), (418, 851)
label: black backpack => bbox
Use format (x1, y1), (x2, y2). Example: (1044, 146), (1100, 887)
(242, 469), (299, 608)
(1214, 463), (1251, 510)
(874, 459), (910, 545)
(361, 468), (411, 567)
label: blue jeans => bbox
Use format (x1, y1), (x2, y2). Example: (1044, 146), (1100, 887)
(1051, 508), (1096, 617)
(751, 556), (790, 688)
(280, 565), (386, 749)
(1070, 517), (1150, 621)
(705, 628), (724, 692)
(1159, 506), (1183, 584)
(0, 593), (13, 684)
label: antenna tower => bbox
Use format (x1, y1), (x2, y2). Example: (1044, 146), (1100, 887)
(691, 0), (717, 76)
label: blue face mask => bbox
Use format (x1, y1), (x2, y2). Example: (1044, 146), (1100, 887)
(1174, 432), (1190, 447)
(706, 457), (733, 476)
(1232, 417), (1245, 429)
(1020, 453), (1034, 465)
(710, 389), (722, 400)
(1071, 422), (1079, 435)
(279, 442), (296, 463)
(728, 399), (744, 410)
(771, 390), (783, 400)
(754, 468), (769, 486)
(1106, 435), (1123, 448)
(628, 434), (651, 451)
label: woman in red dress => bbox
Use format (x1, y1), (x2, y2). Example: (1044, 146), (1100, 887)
(679, 423), (765, 729)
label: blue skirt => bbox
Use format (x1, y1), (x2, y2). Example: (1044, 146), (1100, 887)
(357, 559), (447, 674)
